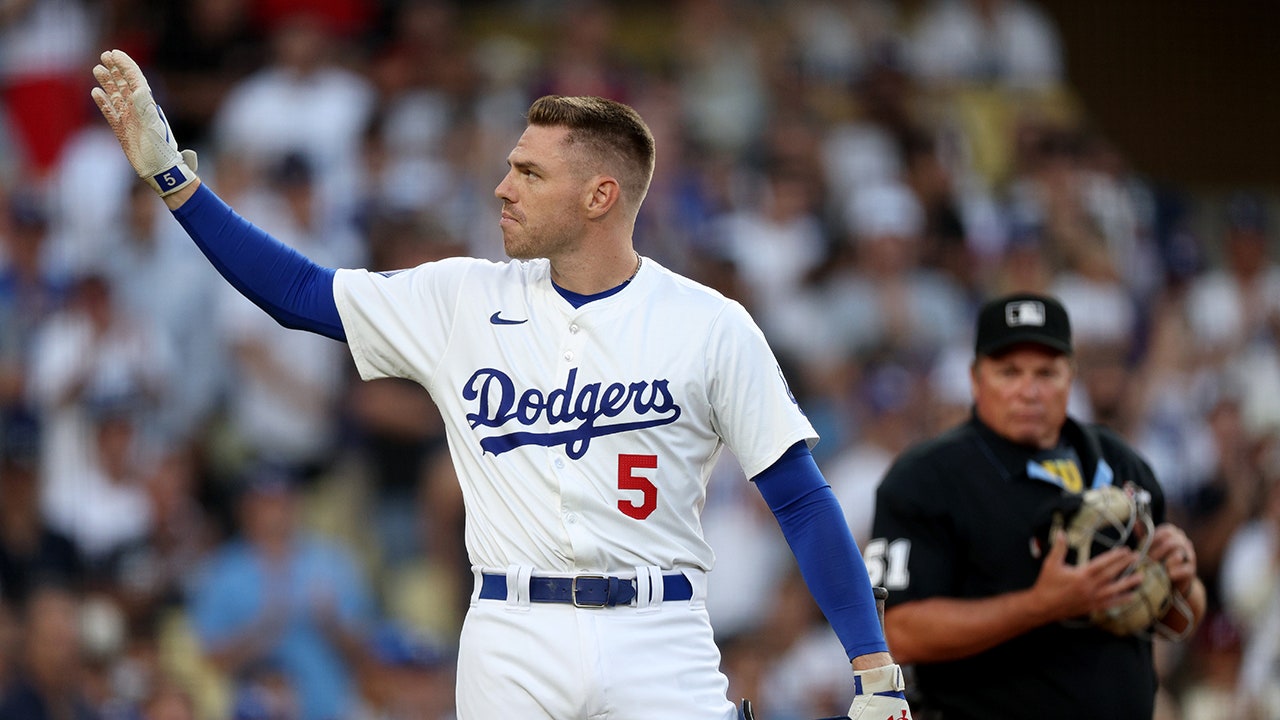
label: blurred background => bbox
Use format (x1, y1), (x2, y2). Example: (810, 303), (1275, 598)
(1, 1), (1278, 718)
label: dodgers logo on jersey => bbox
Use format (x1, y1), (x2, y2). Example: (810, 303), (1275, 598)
(462, 367), (681, 459)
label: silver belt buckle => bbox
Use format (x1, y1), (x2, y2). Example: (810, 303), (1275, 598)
(572, 575), (608, 608)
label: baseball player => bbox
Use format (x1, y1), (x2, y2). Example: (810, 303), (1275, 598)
(91, 49), (911, 720)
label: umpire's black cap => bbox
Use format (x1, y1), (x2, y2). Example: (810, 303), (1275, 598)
(975, 292), (1072, 357)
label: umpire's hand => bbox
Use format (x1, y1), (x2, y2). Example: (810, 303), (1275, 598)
(1034, 529), (1142, 621)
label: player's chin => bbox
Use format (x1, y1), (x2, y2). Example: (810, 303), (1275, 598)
(498, 228), (522, 255)
(502, 238), (536, 261)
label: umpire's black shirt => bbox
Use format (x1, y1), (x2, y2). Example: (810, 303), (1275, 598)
(870, 412), (1166, 720)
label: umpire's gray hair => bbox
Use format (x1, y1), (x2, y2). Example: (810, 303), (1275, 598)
(527, 95), (656, 212)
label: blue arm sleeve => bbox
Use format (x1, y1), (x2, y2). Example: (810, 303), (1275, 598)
(754, 441), (888, 660)
(171, 184), (346, 342)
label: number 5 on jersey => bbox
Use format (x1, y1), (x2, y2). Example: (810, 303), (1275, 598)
(618, 454), (657, 519)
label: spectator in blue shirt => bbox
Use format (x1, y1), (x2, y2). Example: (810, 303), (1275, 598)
(189, 464), (375, 720)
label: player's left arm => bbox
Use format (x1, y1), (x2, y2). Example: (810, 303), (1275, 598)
(754, 441), (888, 664)
(755, 442), (912, 718)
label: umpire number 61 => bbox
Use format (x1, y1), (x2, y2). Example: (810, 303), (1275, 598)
(862, 537), (910, 590)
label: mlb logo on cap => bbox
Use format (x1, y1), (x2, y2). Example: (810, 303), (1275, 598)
(975, 292), (1072, 357)
(1005, 300), (1046, 328)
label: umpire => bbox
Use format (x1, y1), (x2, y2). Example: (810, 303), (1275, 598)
(867, 292), (1206, 719)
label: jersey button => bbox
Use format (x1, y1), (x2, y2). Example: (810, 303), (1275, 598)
(554, 459), (565, 469)
(569, 324), (579, 334)
(564, 512), (578, 524)
(563, 351), (574, 361)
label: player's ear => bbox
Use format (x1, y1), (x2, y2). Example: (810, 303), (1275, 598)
(584, 175), (620, 219)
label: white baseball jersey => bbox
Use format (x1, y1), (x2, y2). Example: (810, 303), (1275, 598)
(333, 255), (816, 575)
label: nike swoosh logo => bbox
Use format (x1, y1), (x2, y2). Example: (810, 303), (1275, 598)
(489, 312), (528, 325)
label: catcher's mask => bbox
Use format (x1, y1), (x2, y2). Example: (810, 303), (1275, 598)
(1046, 482), (1193, 639)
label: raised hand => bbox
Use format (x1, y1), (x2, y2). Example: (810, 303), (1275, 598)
(90, 49), (198, 196)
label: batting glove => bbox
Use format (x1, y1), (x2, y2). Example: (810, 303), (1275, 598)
(91, 49), (198, 197)
(845, 663), (912, 720)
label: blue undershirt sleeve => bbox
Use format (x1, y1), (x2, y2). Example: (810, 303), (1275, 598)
(753, 441), (888, 660)
(171, 183), (346, 342)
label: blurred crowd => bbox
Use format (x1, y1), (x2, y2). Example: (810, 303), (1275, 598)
(1, 0), (1278, 718)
